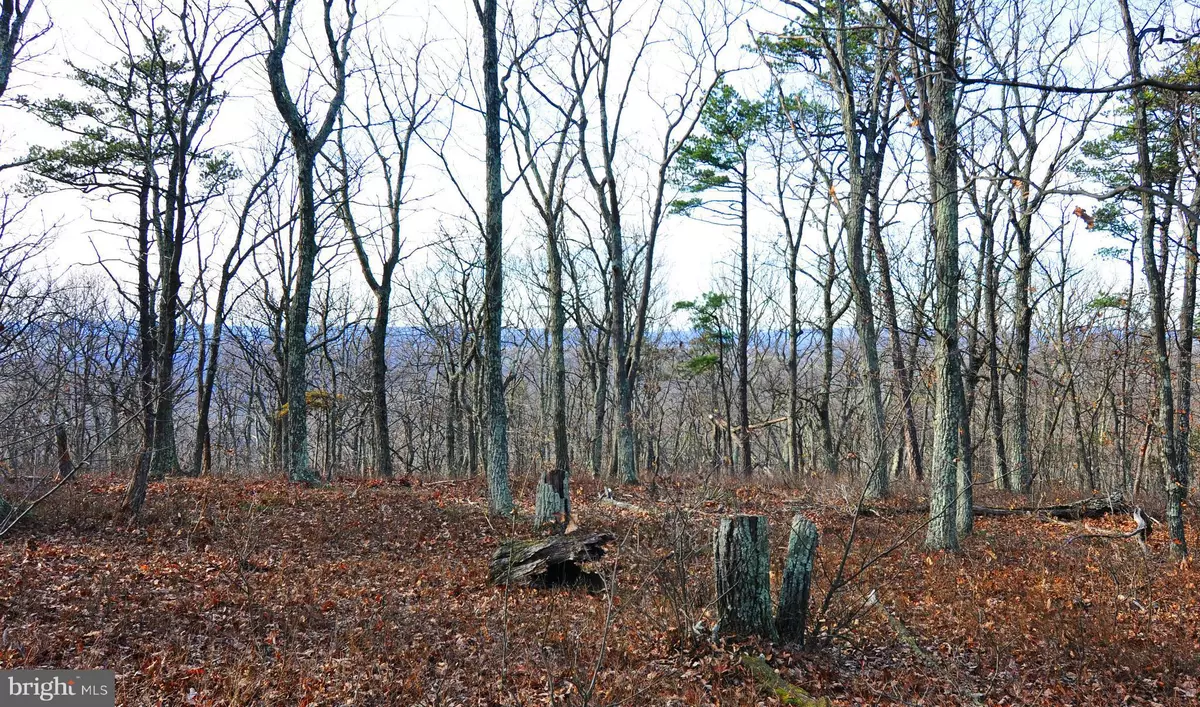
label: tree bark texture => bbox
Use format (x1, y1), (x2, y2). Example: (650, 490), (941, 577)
(777, 515), (818, 645)
(713, 515), (776, 640)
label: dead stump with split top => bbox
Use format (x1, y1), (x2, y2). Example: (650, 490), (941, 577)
(777, 514), (819, 644)
(713, 514), (776, 640)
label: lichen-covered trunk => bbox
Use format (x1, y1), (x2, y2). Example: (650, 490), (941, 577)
(535, 222), (570, 527)
(982, 221), (1009, 489)
(370, 285), (393, 478)
(481, 0), (512, 514)
(713, 515), (776, 640)
(1120, 0), (1187, 557)
(284, 155), (319, 484)
(737, 171), (752, 477)
(777, 515), (818, 645)
(926, 0), (962, 551)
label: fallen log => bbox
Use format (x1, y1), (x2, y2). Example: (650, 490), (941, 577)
(1067, 507), (1153, 547)
(740, 654), (830, 707)
(489, 530), (614, 590)
(973, 491), (1129, 520)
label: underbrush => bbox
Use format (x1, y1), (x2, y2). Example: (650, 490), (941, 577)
(1, 472), (1197, 705)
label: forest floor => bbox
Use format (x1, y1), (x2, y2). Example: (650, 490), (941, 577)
(1, 471), (1198, 706)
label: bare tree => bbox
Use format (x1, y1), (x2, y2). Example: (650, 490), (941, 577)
(474, 0), (514, 513)
(192, 139), (285, 477)
(1117, 0), (1187, 557)
(332, 34), (437, 479)
(508, 6), (580, 526)
(254, 0), (356, 484)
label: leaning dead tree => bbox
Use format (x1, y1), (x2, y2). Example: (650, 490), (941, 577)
(489, 530), (614, 589)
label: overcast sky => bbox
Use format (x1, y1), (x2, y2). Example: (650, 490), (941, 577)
(0, 0), (1173, 328)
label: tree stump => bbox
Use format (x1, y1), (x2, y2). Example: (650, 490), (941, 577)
(533, 467), (569, 528)
(713, 515), (776, 640)
(55, 423), (73, 481)
(489, 530), (613, 590)
(777, 514), (819, 645)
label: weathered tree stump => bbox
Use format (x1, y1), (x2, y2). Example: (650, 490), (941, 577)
(533, 468), (569, 528)
(777, 515), (818, 645)
(489, 530), (613, 590)
(55, 423), (73, 481)
(713, 515), (776, 640)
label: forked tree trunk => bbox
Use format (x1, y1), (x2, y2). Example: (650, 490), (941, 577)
(713, 515), (776, 640)
(264, 0), (354, 486)
(777, 515), (818, 645)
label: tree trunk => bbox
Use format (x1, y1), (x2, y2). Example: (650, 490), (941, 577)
(613, 249), (637, 485)
(127, 172), (156, 514)
(738, 165), (752, 477)
(982, 220), (1009, 489)
(818, 229), (839, 478)
(55, 423), (73, 481)
(956, 366), (975, 536)
(787, 219), (803, 479)
(777, 515), (818, 645)
(490, 531), (614, 588)
(1010, 210), (1034, 494)
(284, 155), (320, 484)
(1120, 0), (1187, 557)
(925, 0), (962, 551)
(848, 200), (888, 498)
(150, 156), (187, 479)
(591, 326), (611, 478)
(370, 286), (393, 478)
(535, 220), (570, 527)
(869, 192), (923, 482)
(480, 0), (513, 513)
(123, 450), (152, 518)
(1176, 186), (1198, 509)
(264, 0), (353, 486)
(713, 515), (776, 640)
